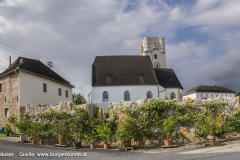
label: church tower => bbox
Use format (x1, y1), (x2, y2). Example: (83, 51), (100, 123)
(140, 37), (166, 68)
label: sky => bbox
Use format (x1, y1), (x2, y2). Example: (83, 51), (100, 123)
(0, 0), (240, 98)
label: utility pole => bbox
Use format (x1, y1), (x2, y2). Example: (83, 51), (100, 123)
(47, 61), (53, 75)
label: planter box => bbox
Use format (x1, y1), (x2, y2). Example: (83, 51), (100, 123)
(20, 135), (26, 142)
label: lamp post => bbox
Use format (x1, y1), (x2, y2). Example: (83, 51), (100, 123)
(88, 92), (92, 104)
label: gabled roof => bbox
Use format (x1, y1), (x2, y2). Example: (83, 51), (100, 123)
(154, 68), (183, 89)
(92, 56), (158, 86)
(0, 57), (73, 87)
(184, 85), (236, 96)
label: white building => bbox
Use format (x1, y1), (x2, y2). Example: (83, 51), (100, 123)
(91, 37), (183, 112)
(0, 57), (74, 106)
(183, 85), (236, 100)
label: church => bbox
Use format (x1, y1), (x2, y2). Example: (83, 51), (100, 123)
(91, 37), (183, 112)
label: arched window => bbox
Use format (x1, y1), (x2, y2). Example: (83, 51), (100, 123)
(102, 91), (109, 101)
(170, 92), (176, 100)
(146, 91), (152, 99)
(124, 91), (130, 101)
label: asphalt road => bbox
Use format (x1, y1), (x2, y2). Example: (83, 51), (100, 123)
(1, 139), (240, 160)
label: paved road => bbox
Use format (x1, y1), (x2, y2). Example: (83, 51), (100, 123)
(1, 139), (240, 160)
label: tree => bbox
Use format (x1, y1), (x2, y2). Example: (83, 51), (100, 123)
(236, 92), (240, 97)
(73, 93), (87, 105)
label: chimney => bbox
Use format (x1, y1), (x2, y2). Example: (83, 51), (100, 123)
(214, 84), (216, 89)
(9, 56), (11, 67)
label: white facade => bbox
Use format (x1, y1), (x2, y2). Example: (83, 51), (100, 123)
(19, 70), (73, 106)
(140, 37), (166, 68)
(92, 85), (182, 112)
(183, 92), (235, 100)
(92, 85), (158, 111)
(165, 88), (183, 100)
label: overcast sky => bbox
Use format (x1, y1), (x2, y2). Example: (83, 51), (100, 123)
(0, 0), (240, 98)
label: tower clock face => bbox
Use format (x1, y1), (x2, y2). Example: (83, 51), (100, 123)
(154, 62), (160, 68)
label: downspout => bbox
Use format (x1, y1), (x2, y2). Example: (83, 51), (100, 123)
(159, 87), (166, 99)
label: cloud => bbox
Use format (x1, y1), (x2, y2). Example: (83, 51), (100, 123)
(0, 0), (240, 96)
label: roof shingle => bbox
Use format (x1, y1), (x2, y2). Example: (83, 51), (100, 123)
(154, 68), (183, 89)
(92, 56), (158, 86)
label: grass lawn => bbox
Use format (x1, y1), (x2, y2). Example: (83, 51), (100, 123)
(0, 134), (7, 138)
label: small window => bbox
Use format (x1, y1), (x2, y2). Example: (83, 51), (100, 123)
(206, 94), (208, 98)
(103, 91), (109, 101)
(230, 95), (231, 97)
(154, 54), (157, 59)
(66, 90), (68, 98)
(43, 83), (47, 93)
(147, 91), (152, 99)
(124, 91), (130, 101)
(170, 92), (175, 100)
(201, 94), (203, 98)
(216, 95), (218, 97)
(212, 94), (213, 97)
(225, 94), (227, 97)
(139, 75), (144, 83)
(58, 88), (62, 96)
(106, 75), (111, 84)
(5, 108), (9, 117)
(0, 83), (2, 92)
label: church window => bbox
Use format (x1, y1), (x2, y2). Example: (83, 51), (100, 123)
(147, 91), (152, 99)
(124, 91), (130, 101)
(170, 92), (175, 100)
(154, 54), (157, 59)
(102, 91), (109, 101)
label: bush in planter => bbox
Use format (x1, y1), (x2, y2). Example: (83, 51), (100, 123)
(162, 117), (177, 146)
(69, 108), (90, 148)
(194, 102), (229, 142)
(85, 119), (99, 148)
(5, 124), (12, 136)
(116, 118), (141, 146)
(51, 111), (72, 143)
(95, 118), (117, 148)
(28, 122), (44, 143)
(15, 114), (31, 136)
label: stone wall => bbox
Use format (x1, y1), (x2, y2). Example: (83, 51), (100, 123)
(0, 73), (19, 127)
(109, 95), (240, 142)
(24, 101), (94, 119)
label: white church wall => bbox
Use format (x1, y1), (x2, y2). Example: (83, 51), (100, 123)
(92, 85), (158, 112)
(165, 88), (182, 100)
